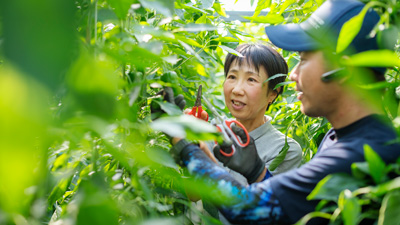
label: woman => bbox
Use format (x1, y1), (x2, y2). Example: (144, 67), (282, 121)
(187, 43), (302, 224)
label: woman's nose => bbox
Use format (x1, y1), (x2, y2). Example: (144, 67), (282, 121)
(232, 83), (245, 95)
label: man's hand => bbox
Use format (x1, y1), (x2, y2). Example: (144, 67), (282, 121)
(213, 125), (265, 184)
(151, 87), (186, 120)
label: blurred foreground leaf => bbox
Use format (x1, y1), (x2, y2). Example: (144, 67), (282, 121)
(0, 65), (49, 214)
(0, 0), (77, 91)
(341, 50), (400, 68)
(364, 145), (386, 184)
(139, 0), (175, 17)
(151, 115), (219, 141)
(66, 52), (119, 119)
(378, 190), (400, 225)
(75, 174), (119, 225)
(336, 6), (368, 53)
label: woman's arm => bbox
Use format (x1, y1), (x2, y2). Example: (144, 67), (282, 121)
(181, 144), (289, 224)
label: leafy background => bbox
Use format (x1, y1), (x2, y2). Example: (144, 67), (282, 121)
(0, 0), (399, 224)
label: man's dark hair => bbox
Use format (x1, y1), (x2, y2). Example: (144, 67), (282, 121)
(224, 43), (288, 108)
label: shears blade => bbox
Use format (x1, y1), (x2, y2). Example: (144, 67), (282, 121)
(194, 84), (202, 107)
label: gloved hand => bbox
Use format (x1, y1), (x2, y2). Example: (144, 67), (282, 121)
(150, 87), (186, 120)
(213, 125), (265, 184)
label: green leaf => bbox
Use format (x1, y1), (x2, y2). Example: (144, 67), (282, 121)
(378, 190), (400, 225)
(181, 24), (217, 32)
(359, 81), (400, 90)
(372, 176), (400, 196)
(48, 175), (73, 206)
(108, 0), (132, 19)
(243, 14), (284, 24)
(294, 212), (332, 225)
(146, 147), (178, 169)
(341, 50), (400, 68)
(268, 141), (289, 171)
(200, 0), (215, 9)
(139, 0), (175, 17)
(53, 154), (69, 170)
(67, 53), (119, 119)
(180, 3), (208, 14)
(151, 115), (219, 140)
(212, 37), (239, 42)
(351, 162), (369, 179)
(178, 40), (204, 63)
(76, 175), (119, 225)
(339, 190), (361, 225)
(364, 144), (386, 184)
(336, 6), (368, 53)
(286, 96), (298, 104)
(377, 26), (399, 50)
(279, 0), (296, 14)
(195, 13), (207, 24)
(213, 3), (226, 17)
(219, 45), (244, 57)
(97, 9), (119, 22)
(263, 73), (287, 84)
(254, 0), (271, 18)
(308, 174), (364, 201)
(274, 81), (294, 90)
(229, 29), (252, 37)
(175, 34), (203, 48)
(157, 101), (183, 116)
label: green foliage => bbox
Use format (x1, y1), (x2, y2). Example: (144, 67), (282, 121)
(0, 0), (398, 224)
(301, 147), (400, 225)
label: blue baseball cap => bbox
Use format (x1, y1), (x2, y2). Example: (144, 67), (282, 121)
(264, 0), (380, 53)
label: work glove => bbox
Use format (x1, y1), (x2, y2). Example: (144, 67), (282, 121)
(213, 125), (265, 184)
(150, 86), (186, 120)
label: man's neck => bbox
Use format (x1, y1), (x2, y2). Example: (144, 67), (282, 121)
(327, 98), (377, 129)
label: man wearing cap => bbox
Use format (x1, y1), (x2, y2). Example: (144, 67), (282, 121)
(167, 0), (400, 224)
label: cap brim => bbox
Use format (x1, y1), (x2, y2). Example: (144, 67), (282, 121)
(265, 24), (319, 52)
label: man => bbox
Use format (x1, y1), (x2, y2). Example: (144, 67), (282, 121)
(165, 0), (400, 224)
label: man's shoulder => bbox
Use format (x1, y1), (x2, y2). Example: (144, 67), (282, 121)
(338, 116), (400, 157)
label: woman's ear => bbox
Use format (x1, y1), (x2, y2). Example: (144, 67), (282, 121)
(268, 89), (278, 104)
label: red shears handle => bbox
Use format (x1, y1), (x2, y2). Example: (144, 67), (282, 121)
(224, 120), (250, 147)
(188, 106), (209, 121)
(217, 119), (250, 157)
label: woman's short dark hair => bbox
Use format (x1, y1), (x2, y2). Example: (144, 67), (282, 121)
(224, 43), (288, 102)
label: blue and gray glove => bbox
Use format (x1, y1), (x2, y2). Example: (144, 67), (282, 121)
(213, 125), (265, 184)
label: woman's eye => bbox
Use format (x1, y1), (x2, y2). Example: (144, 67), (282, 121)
(227, 75), (236, 79)
(248, 77), (257, 82)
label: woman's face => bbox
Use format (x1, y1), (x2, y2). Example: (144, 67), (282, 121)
(223, 59), (277, 123)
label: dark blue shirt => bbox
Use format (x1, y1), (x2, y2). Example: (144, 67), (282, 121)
(270, 115), (400, 223)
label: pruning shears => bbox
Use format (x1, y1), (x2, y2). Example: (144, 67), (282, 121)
(202, 96), (250, 157)
(188, 85), (209, 121)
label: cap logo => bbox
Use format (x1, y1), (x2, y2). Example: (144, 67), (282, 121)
(308, 14), (325, 29)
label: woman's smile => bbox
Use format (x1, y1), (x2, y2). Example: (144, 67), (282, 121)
(231, 99), (246, 110)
